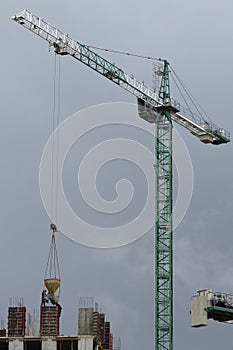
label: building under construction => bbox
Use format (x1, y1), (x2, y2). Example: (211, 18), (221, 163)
(0, 222), (118, 350)
(0, 297), (116, 350)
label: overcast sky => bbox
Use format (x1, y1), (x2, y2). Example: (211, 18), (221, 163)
(1, 1), (233, 350)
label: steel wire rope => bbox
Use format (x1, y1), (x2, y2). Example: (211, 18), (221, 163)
(55, 56), (61, 225)
(170, 66), (212, 123)
(170, 71), (193, 113)
(53, 54), (61, 282)
(45, 53), (61, 281)
(51, 53), (57, 223)
(86, 44), (162, 62)
(44, 233), (61, 279)
(44, 233), (54, 278)
(50, 54), (61, 226)
(53, 233), (61, 279)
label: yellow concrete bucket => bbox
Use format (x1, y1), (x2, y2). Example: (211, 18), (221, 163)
(44, 278), (60, 294)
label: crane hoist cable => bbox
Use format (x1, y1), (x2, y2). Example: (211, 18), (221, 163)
(42, 54), (62, 306)
(51, 53), (61, 226)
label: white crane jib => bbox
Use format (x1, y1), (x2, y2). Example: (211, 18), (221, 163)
(12, 9), (230, 145)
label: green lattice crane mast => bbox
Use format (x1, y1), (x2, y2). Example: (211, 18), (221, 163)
(11, 10), (230, 350)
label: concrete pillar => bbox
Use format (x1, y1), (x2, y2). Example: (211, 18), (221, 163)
(42, 339), (57, 350)
(79, 336), (94, 350)
(9, 339), (24, 350)
(78, 308), (93, 335)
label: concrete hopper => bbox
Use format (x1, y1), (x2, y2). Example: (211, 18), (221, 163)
(44, 278), (60, 295)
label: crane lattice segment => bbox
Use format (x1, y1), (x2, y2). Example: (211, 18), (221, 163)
(153, 61), (173, 350)
(155, 115), (173, 350)
(12, 9), (230, 145)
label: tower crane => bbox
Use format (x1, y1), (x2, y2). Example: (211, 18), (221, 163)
(11, 9), (230, 350)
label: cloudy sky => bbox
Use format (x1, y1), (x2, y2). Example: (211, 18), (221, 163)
(1, 1), (233, 349)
